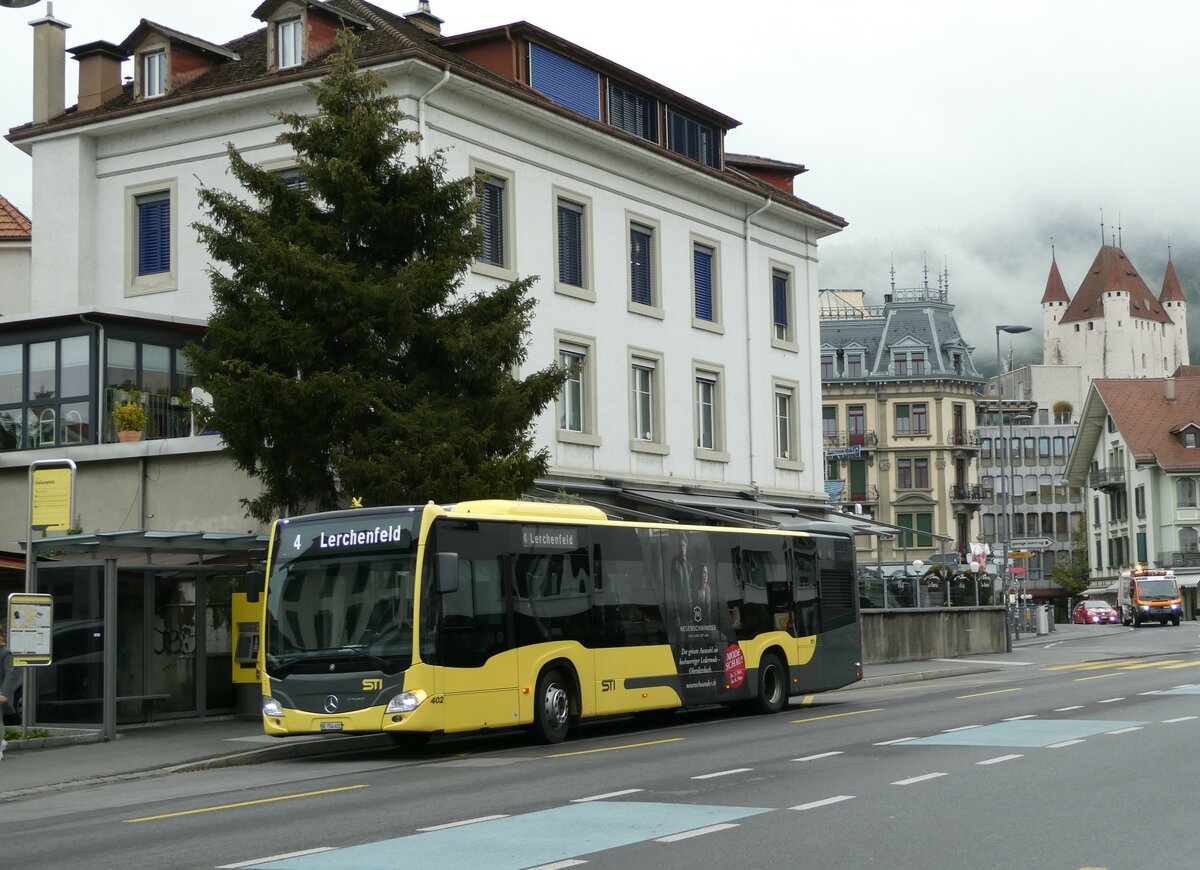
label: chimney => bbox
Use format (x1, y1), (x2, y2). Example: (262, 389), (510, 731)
(29, 1), (71, 124)
(405, 0), (443, 35)
(1165, 377), (1176, 402)
(70, 41), (128, 111)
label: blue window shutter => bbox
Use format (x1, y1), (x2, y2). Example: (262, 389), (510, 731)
(773, 271), (789, 327)
(477, 177), (504, 265)
(607, 81), (657, 141)
(558, 203), (583, 287)
(694, 246), (713, 320)
(137, 195), (170, 276)
(630, 226), (652, 306)
(529, 44), (600, 120)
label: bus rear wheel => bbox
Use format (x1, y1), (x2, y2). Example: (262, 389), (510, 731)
(753, 653), (788, 715)
(532, 668), (572, 744)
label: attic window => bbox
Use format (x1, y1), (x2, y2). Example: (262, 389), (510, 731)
(528, 44), (599, 120)
(666, 107), (718, 168)
(1178, 429), (1199, 448)
(278, 18), (303, 68)
(143, 50), (166, 98)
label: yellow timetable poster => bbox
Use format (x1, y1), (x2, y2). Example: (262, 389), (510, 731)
(7, 593), (54, 666)
(31, 467), (72, 531)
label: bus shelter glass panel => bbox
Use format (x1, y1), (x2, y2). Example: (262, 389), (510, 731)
(34, 565), (104, 725)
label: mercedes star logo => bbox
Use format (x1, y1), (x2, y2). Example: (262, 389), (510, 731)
(324, 695), (340, 714)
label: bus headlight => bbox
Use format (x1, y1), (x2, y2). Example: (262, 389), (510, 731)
(385, 689), (428, 714)
(262, 696), (284, 717)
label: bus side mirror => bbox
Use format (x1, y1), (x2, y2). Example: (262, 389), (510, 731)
(436, 552), (459, 594)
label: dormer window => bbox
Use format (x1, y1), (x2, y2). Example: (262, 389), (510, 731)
(278, 17), (303, 68)
(1173, 424), (1200, 448)
(143, 50), (166, 98)
(845, 353), (864, 378)
(893, 350), (925, 376)
(666, 107), (718, 168)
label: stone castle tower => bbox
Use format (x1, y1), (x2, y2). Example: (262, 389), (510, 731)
(1041, 245), (1189, 383)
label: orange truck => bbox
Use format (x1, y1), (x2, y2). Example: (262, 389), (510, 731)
(1118, 567), (1182, 627)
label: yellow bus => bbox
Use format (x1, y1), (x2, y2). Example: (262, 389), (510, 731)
(259, 499), (862, 746)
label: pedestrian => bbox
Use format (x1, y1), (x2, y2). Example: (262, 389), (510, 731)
(0, 622), (16, 759)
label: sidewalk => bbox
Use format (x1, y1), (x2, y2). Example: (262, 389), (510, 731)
(0, 624), (1122, 802)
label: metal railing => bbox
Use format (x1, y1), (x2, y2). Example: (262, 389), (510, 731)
(947, 428), (982, 447)
(1088, 467), (1126, 489)
(105, 388), (197, 443)
(823, 430), (878, 449)
(832, 484), (878, 504)
(1159, 551), (1200, 568)
(949, 483), (989, 504)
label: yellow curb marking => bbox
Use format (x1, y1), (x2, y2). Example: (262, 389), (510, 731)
(125, 784), (368, 824)
(547, 737), (684, 758)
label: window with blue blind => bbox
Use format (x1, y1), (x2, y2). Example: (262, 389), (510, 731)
(476, 174), (505, 266)
(693, 243), (714, 321)
(557, 200), (584, 287)
(772, 268), (790, 340)
(528, 44), (600, 121)
(607, 80), (657, 142)
(629, 224), (653, 306)
(136, 192), (171, 276)
(666, 107), (718, 168)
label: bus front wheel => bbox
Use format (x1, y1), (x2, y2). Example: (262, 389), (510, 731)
(753, 653), (788, 715)
(532, 668), (572, 744)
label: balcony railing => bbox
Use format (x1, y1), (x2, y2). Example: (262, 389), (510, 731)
(1159, 551), (1200, 568)
(823, 430), (878, 449)
(831, 484), (879, 504)
(1088, 467), (1126, 490)
(105, 388), (198, 443)
(949, 483), (989, 504)
(947, 428), (982, 448)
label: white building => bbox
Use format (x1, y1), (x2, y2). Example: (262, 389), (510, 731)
(0, 0), (846, 543)
(0, 195), (31, 317)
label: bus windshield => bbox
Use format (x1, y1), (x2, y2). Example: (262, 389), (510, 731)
(265, 512), (421, 677)
(1134, 577), (1178, 599)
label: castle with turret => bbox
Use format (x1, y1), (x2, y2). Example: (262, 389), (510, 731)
(1042, 245), (1189, 382)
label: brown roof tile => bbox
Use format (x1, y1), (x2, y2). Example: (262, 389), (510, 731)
(1097, 377), (1200, 470)
(1160, 258), (1187, 303)
(0, 195), (31, 240)
(1060, 244), (1172, 325)
(1040, 256), (1069, 304)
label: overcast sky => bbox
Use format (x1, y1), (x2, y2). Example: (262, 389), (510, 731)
(2, 0), (1197, 367)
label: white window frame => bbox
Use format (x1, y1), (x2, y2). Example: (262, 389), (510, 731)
(125, 178), (179, 296)
(552, 188), (593, 301)
(555, 331), (600, 447)
(774, 378), (802, 470)
(626, 213), (663, 319)
(470, 160), (516, 281)
(628, 348), (667, 454)
(141, 48), (167, 99)
(690, 234), (722, 332)
(692, 361), (728, 462)
(770, 262), (798, 351)
(277, 17), (304, 69)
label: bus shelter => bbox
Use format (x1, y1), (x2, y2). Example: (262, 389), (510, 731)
(19, 529), (267, 739)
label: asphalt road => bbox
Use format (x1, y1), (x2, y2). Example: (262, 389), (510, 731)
(6, 624), (1200, 870)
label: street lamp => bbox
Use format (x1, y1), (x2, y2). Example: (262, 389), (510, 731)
(996, 324), (1031, 652)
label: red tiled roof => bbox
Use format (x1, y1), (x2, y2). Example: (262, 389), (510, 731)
(1160, 259), (1187, 303)
(1040, 257), (1069, 304)
(1060, 244), (1172, 325)
(0, 194), (31, 240)
(1096, 377), (1200, 470)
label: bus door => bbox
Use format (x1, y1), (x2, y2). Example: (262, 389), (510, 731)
(431, 520), (518, 732)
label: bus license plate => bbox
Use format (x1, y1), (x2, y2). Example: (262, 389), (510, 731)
(320, 721), (344, 732)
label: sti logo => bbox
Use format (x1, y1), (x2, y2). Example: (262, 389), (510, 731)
(601, 679), (616, 692)
(362, 678), (384, 691)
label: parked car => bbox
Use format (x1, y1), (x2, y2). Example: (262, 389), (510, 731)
(1072, 600), (1120, 625)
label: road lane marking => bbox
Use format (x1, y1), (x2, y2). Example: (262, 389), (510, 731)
(956, 688), (1022, 699)
(1073, 673), (1121, 681)
(941, 725), (981, 733)
(217, 848), (334, 868)
(417, 814), (509, 832)
(124, 785), (368, 824)
(1119, 660), (1183, 670)
(547, 737), (684, 758)
(1003, 714), (1038, 721)
(572, 789), (644, 802)
(1137, 690), (1162, 695)
(1048, 739), (1085, 748)
(798, 695), (816, 706)
(527, 861), (587, 870)
(793, 751), (844, 762)
(977, 754), (1023, 765)
(1105, 727), (1142, 735)
(692, 768), (753, 780)
(874, 737), (916, 745)
(1163, 716), (1198, 723)
(790, 795), (855, 811)
(791, 707), (882, 724)
(892, 772), (946, 785)
(1054, 705), (1083, 711)
(1097, 698), (1125, 703)
(1161, 661), (1200, 669)
(655, 822), (740, 842)
(1044, 660), (1144, 671)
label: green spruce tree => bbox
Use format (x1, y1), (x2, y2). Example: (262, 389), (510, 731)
(1051, 513), (1091, 598)
(188, 30), (564, 521)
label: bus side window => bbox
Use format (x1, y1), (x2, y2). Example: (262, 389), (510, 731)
(791, 538), (819, 637)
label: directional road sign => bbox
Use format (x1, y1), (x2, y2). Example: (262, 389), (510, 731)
(1010, 537), (1053, 551)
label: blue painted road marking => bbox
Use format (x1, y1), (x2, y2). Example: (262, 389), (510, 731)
(1159, 684), (1200, 695)
(905, 719), (1147, 747)
(254, 801), (773, 870)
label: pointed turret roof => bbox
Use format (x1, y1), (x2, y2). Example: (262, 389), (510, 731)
(1060, 244), (1172, 325)
(1040, 257), (1070, 304)
(1160, 258), (1186, 303)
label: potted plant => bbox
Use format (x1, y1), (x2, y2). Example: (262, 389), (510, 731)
(113, 398), (146, 442)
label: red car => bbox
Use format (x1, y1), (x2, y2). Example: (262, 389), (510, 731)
(1072, 600), (1120, 624)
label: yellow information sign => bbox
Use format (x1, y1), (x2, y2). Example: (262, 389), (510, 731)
(1007, 551), (1033, 559)
(31, 467), (73, 531)
(7, 592), (54, 666)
